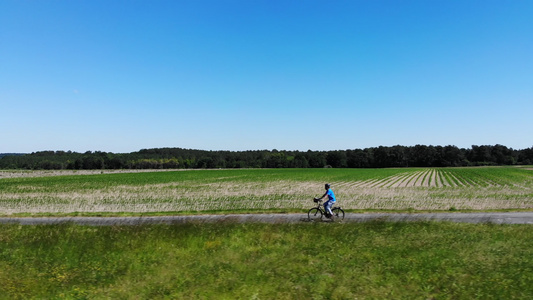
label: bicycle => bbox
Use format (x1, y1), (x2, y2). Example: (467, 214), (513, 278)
(308, 198), (345, 222)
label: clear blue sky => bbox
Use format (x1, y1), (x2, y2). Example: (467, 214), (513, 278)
(1, 0), (532, 153)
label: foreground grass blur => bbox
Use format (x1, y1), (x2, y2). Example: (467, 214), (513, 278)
(1, 222), (532, 299)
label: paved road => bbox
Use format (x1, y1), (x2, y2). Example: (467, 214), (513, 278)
(1, 212), (533, 225)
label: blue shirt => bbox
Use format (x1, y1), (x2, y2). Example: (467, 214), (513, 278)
(326, 189), (336, 202)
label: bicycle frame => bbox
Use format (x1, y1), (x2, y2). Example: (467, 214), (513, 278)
(313, 199), (340, 212)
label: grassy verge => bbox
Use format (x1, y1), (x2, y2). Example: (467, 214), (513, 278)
(1, 222), (532, 299)
(3, 207), (533, 218)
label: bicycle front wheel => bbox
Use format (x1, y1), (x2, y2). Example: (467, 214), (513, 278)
(308, 208), (323, 222)
(332, 207), (345, 221)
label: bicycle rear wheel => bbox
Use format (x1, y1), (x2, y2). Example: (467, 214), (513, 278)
(332, 207), (345, 221)
(308, 208), (323, 221)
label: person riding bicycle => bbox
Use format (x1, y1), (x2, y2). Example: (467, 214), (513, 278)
(315, 183), (336, 218)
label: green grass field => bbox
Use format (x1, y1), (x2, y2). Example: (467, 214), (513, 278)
(1, 167), (532, 215)
(1, 222), (533, 299)
(1, 167), (533, 299)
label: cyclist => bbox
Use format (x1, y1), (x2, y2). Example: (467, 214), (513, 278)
(316, 183), (336, 218)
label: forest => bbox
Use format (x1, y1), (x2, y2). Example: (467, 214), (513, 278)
(1, 144), (532, 170)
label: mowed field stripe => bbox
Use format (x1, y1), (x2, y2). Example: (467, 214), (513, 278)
(332, 168), (512, 189)
(375, 175), (403, 188)
(439, 170), (456, 187)
(389, 172), (413, 187)
(414, 170), (430, 187)
(402, 171), (423, 187)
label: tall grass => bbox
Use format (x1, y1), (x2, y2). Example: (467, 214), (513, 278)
(1, 222), (532, 299)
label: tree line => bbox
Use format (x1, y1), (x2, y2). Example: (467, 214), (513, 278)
(1, 144), (532, 170)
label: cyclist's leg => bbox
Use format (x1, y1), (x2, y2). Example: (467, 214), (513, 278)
(324, 200), (333, 216)
(332, 206), (344, 220)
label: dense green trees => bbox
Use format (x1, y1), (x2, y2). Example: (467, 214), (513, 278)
(1, 144), (532, 170)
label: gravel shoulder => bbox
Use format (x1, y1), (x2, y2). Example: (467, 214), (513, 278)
(2, 212), (533, 226)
